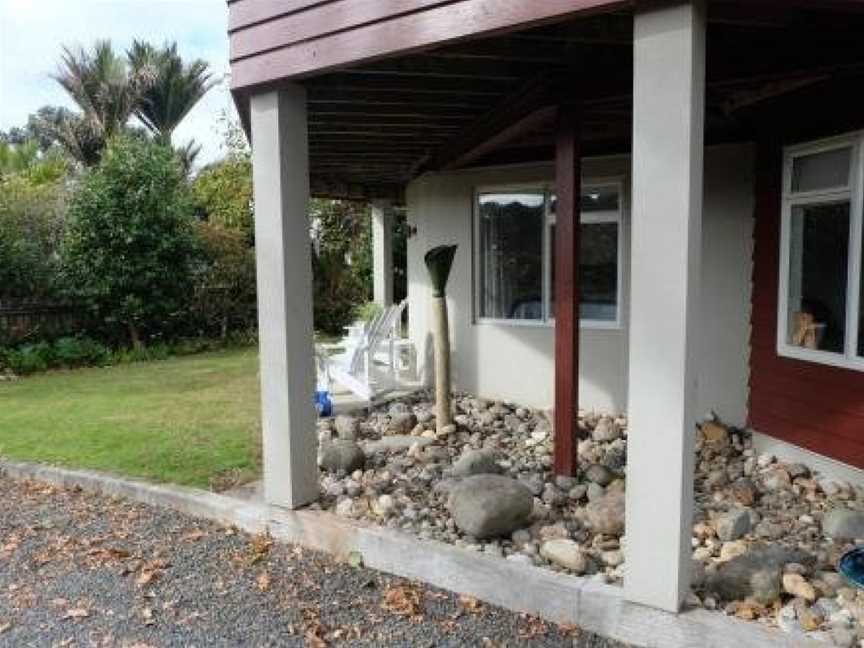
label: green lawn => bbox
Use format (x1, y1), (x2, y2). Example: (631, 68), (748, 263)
(0, 348), (262, 489)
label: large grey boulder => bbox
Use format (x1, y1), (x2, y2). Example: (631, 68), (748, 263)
(319, 440), (366, 473)
(334, 415), (359, 441)
(822, 508), (864, 541)
(451, 449), (502, 477)
(708, 545), (811, 605)
(583, 491), (625, 536)
(448, 475), (534, 539)
(387, 412), (417, 435)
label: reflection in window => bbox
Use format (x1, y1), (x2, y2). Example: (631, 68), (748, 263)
(580, 222), (619, 321)
(791, 147), (851, 193)
(549, 221), (620, 322)
(477, 193), (544, 320)
(787, 201), (850, 353)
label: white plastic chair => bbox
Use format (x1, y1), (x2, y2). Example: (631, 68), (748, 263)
(317, 300), (411, 402)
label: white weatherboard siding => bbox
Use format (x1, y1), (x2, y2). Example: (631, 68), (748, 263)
(406, 143), (754, 423)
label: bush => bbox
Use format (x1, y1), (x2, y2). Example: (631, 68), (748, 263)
(354, 301), (383, 323)
(52, 336), (110, 367)
(190, 223), (257, 337)
(0, 174), (67, 300)
(1, 342), (53, 374)
(62, 136), (201, 346)
(0, 336), (109, 374)
(192, 156), (253, 240)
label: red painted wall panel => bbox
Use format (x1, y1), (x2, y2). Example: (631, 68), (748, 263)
(748, 139), (864, 468)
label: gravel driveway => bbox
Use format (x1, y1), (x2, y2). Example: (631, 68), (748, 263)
(0, 476), (627, 648)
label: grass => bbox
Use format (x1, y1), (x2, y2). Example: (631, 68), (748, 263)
(0, 348), (262, 489)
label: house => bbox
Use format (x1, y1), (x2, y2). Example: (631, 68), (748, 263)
(228, 0), (864, 614)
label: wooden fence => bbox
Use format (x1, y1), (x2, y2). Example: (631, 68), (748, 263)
(0, 300), (89, 344)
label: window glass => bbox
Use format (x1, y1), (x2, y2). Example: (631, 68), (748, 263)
(791, 147), (852, 193)
(549, 221), (620, 322)
(582, 185), (620, 212)
(477, 193), (544, 320)
(786, 201), (850, 353)
(581, 222), (619, 321)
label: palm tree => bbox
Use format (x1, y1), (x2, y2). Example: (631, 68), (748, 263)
(50, 41), (145, 164)
(128, 40), (215, 144)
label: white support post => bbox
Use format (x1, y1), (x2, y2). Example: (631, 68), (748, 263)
(372, 200), (394, 307)
(624, 0), (706, 612)
(250, 86), (319, 509)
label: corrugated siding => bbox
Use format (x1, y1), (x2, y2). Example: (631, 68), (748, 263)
(748, 140), (864, 468)
(227, 0), (626, 89)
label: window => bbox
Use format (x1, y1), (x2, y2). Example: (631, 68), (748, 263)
(474, 182), (624, 326)
(778, 134), (864, 369)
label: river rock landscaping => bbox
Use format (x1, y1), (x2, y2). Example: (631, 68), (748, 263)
(314, 390), (864, 646)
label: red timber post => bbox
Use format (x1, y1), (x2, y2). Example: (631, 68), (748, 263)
(553, 103), (581, 477)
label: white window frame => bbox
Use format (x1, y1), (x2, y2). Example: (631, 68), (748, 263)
(777, 131), (864, 370)
(472, 178), (625, 330)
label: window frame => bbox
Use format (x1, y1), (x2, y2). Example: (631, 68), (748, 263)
(472, 177), (626, 330)
(777, 131), (864, 370)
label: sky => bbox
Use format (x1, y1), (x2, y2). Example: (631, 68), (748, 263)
(0, 0), (236, 167)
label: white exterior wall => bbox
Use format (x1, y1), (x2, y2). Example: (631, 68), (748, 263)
(406, 143), (754, 422)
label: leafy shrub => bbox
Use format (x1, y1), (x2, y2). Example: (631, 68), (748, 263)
(52, 336), (110, 367)
(190, 222), (257, 337)
(192, 156), (253, 240)
(354, 301), (383, 323)
(1, 342), (53, 374)
(62, 136), (201, 346)
(0, 173), (67, 299)
(0, 336), (110, 374)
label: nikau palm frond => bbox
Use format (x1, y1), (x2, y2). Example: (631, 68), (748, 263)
(128, 40), (216, 142)
(48, 39), (213, 165)
(54, 41), (141, 141)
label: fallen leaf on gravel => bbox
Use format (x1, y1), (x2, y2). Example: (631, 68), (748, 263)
(248, 533), (273, 564)
(517, 614), (549, 639)
(0, 621), (11, 634)
(136, 569), (158, 586)
(458, 595), (483, 614)
(136, 559), (169, 586)
(381, 584), (424, 621)
(181, 529), (205, 542)
(256, 572), (270, 592)
(62, 608), (90, 620)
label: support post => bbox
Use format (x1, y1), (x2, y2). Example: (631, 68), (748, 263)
(553, 104), (581, 477)
(372, 200), (394, 306)
(250, 86), (319, 509)
(624, 0), (706, 612)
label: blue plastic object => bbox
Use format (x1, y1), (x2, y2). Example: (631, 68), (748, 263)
(839, 546), (864, 589)
(314, 390), (333, 418)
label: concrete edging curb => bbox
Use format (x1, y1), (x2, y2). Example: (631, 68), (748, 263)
(0, 460), (819, 648)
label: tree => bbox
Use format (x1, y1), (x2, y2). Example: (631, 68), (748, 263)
(62, 136), (200, 346)
(127, 40), (215, 143)
(309, 199), (374, 334)
(193, 156), (253, 238)
(50, 41), (146, 165)
(0, 170), (68, 300)
(190, 223), (257, 337)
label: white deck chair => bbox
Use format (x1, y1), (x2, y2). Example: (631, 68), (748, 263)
(317, 300), (410, 401)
